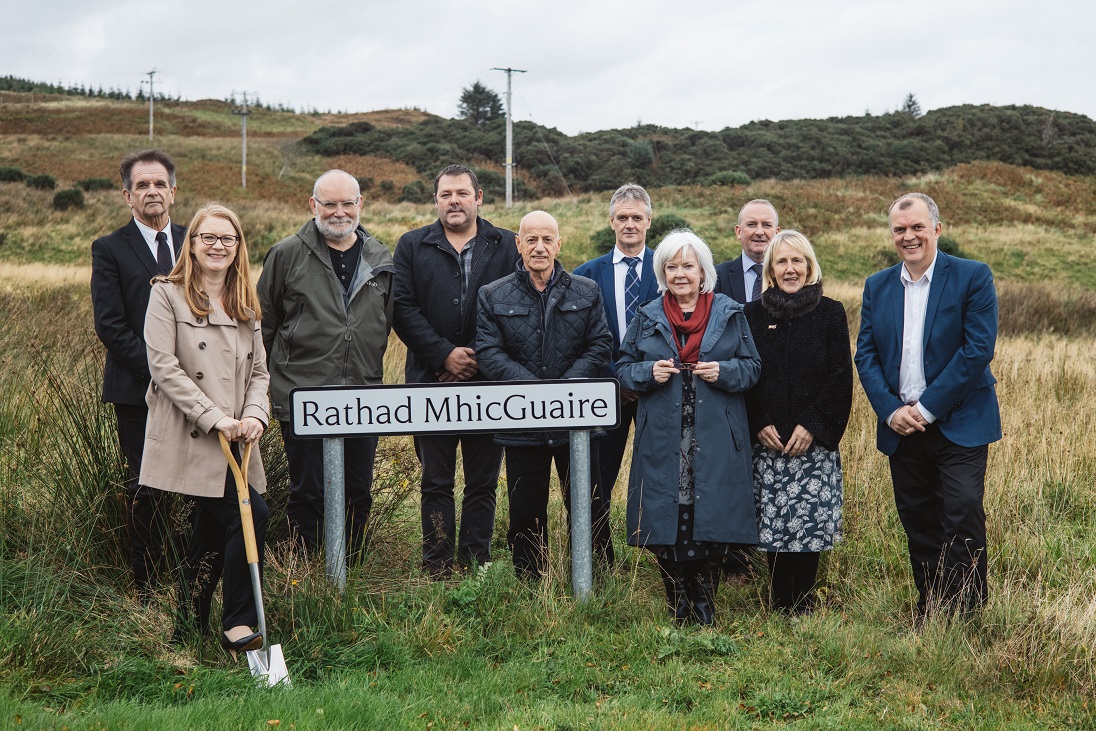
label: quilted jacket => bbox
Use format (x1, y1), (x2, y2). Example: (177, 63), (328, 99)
(475, 262), (613, 446)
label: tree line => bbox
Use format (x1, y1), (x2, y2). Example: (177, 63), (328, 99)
(303, 104), (1096, 200)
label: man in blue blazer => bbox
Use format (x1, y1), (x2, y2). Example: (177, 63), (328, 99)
(855, 193), (1002, 621)
(573, 183), (660, 567)
(91, 149), (185, 603)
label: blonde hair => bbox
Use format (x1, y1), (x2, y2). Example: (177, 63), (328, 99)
(158, 203), (262, 321)
(762, 230), (822, 292)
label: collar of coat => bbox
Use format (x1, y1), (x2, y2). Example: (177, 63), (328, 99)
(760, 282), (823, 320)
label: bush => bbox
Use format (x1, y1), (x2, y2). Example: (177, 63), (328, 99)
(702, 170), (752, 187)
(52, 188), (85, 211)
(0, 166), (26, 183)
(77, 177), (114, 191)
(357, 176), (374, 192)
(25, 174), (57, 190)
(938, 234), (964, 258)
(399, 180), (431, 204)
(379, 180), (395, 194)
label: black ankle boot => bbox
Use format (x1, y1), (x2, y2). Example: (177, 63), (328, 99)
(656, 557), (689, 624)
(685, 567), (716, 626)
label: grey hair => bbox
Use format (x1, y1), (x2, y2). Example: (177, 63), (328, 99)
(312, 169), (361, 199)
(737, 199), (779, 227)
(652, 229), (717, 295)
(762, 230), (823, 291)
(888, 192), (940, 227)
(120, 148), (177, 191)
(609, 183), (652, 218)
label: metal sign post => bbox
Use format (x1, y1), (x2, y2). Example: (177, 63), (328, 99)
(322, 437), (347, 591)
(290, 379), (619, 593)
(568, 429), (593, 601)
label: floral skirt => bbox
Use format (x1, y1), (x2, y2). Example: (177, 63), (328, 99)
(752, 442), (843, 552)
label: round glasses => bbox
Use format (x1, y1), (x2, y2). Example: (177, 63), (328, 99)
(191, 233), (239, 247)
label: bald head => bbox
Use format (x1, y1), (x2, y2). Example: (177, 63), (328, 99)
(313, 169), (360, 199)
(516, 210), (561, 288)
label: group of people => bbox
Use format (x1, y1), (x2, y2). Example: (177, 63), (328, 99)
(91, 149), (1002, 653)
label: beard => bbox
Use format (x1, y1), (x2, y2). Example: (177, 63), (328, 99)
(316, 213), (359, 241)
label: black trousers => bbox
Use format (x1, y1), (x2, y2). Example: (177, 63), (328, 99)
(280, 421), (376, 561)
(766, 551), (821, 614)
(114, 403), (170, 597)
(503, 443), (602, 579)
(590, 398), (640, 567)
(889, 425), (989, 616)
(415, 432), (503, 577)
(177, 465), (269, 632)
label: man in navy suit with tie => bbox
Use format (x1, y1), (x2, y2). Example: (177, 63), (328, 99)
(91, 149), (186, 603)
(855, 193), (1002, 621)
(713, 198), (780, 585)
(574, 183), (660, 567)
(714, 199), (780, 305)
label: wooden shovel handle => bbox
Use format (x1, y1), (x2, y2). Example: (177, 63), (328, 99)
(218, 432), (259, 565)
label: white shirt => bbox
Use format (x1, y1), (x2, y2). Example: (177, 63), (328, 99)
(741, 253), (762, 303)
(133, 217), (176, 267)
(612, 247), (645, 344)
(890, 255), (938, 426)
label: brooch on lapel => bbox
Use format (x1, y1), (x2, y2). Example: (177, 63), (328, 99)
(768, 324), (777, 329)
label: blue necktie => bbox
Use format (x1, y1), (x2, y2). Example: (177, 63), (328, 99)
(624, 256), (641, 326)
(155, 231), (172, 275)
(750, 262), (763, 302)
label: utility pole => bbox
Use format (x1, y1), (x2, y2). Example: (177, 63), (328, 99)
(145, 69), (157, 140)
(492, 67), (526, 208)
(232, 92), (252, 188)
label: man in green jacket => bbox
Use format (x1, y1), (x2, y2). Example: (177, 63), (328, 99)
(257, 169), (395, 561)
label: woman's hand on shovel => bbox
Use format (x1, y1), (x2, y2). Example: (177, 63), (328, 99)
(215, 417), (264, 443)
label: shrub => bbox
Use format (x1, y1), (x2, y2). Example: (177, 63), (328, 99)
(0, 166), (26, 182)
(26, 174), (57, 190)
(399, 180), (431, 204)
(702, 170), (752, 187)
(52, 188), (85, 211)
(938, 234), (964, 258)
(357, 176), (374, 192)
(379, 180), (395, 194)
(77, 177), (114, 191)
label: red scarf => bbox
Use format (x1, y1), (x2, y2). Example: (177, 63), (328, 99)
(662, 291), (713, 365)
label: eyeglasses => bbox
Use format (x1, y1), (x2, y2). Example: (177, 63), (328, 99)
(191, 233), (239, 247)
(314, 199), (361, 213)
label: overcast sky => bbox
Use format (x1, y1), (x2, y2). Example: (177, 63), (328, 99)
(6, 0), (1093, 135)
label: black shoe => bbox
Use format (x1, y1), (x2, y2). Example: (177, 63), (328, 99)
(656, 558), (690, 625)
(221, 631), (263, 661)
(685, 568), (716, 626)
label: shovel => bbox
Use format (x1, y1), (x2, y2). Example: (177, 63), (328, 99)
(219, 432), (291, 687)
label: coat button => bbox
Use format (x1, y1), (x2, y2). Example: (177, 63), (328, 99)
(196, 317), (204, 324)
(453, 299), (459, 305)
(190, 430), (199, 438)
(247, 352), (253, 360)
(198, 342), (207, 349)
(196, 372), (204, 380)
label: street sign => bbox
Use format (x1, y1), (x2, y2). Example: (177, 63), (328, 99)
(289, 379), (620, 438)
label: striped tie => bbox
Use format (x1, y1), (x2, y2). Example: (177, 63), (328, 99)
(750, 262), (763, 301)
(624, 256), (641, 326)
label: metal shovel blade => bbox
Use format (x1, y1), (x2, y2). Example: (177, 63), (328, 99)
(246, 644), (291, 687)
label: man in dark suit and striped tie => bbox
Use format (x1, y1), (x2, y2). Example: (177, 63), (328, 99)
(91, 149), (186, 604)
(574, 183), (661, 568)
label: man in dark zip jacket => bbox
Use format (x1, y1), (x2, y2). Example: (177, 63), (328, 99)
(476, 211), (613, 579)
(257, 170), (395, 562)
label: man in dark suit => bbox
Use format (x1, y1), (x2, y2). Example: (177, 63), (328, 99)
(91, 148), (185, 603)
(855, 192), (1002, 621)
(712, 198), (780, 585)
(714, 199), (780, 304)
(573, 183), (660, 568)
(393, 164), (519, 579)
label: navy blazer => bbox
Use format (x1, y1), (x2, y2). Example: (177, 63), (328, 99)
(714, 255), (748, 304)
(573, 246), (659, 375)
(91, 218), (186, 406)
(854, 251), (1002, 456)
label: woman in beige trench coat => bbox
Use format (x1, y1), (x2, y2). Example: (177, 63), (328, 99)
(140, 203), (270, 658)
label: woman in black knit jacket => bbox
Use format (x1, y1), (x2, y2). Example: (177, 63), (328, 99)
(745, 230), (853, 614)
